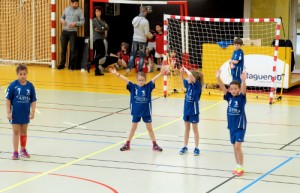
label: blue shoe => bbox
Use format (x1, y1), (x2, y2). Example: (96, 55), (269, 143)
(179, 147), (188, 155)
(194, 147), (200, 156)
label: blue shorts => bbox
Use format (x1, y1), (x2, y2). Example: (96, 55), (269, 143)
(229, 128), (246, 144)
(132, 116), (152, 123)
(183, 114), (199, 123)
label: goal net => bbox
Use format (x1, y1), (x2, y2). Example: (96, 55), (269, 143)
(0, 0), (51, 65)
(164, 14), (284, 103)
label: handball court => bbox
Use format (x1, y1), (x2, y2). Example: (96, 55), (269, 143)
(0, 65), (299, 193)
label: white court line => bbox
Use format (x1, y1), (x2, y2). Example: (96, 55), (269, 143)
(63, 121), (87, 129)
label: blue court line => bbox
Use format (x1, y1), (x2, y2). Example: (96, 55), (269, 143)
(237, 153), (299, 193)
(0, 133), (299, 160)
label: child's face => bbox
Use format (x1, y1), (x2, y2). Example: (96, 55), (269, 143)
(121, 45), (126, 51)
(137, 75), (146, 86)
(229, 84), (240, 96)
(234, 44), (241, 50)
(156, 25), (162, 33)
(17, 70), (27, 83)
(95, 9), (101, 17)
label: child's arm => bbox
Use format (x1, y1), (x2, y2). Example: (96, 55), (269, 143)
(179, 67), (185, 80)
(30, 102), (36, 119)
(230, 59), (239, 65)
(108, 67), (129, 84)
(151, 66), (166, 84)
(216, 70), (227, 95)
(6, 99), (12, 121)
(240, 72), (247, 95)
(182, 67), (196, 83)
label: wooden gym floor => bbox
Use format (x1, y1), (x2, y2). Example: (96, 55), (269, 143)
(0, 65), (299, 193)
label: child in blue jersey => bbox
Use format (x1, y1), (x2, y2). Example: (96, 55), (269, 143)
(216, 70), (247, 176)
(229, 38), (244, 83)
(179, 67), (203, 156)
(108, 66), (166, 151)
(5, 64), (37, 160)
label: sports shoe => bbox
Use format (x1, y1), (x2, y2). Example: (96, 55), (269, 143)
(95, 69), (104, 76)
(20, 149), (30, 158)
(12, 151), (19, 160)
(153, 145), (163, 152)
(194, 147), (200, 156)
(234, 168), (244, 176)
(179, 147), (188, 155)
(232, 168), (238, 174)
(120, 144), (130, 151)
(57, 64), (65, 70)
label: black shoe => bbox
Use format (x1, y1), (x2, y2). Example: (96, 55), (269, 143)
(95, 69), (104, 76)
(86, 62), (91, 73)
(57, 65), (65, 70)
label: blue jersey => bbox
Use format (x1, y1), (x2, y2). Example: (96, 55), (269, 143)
(6, 80), (37, 124)
(127, 81), (155, 117)
(231, 49), (244, 82)
(183, 79), (202, 116)
(224, 92), (247, 130)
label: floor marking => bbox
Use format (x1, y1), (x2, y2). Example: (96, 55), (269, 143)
(0, 170), (118, 193)
(237, 153), (299, 193)
(63, 121), (87, 129)
(279, 137), (300, 150)
(0, 100), (223, 193)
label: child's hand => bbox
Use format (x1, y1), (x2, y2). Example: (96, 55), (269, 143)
(30, 113), (35, 119)
(180, 66), (185, 73)
(216, 70), (221, 78)
(240, 71), (247, 81)
(160, 65), (168, 74)
(108, 67), (117, 74)
(7, 113), (12, 121)
(230, 63), (235, 69)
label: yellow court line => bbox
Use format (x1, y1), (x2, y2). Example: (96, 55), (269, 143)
(0, 100), (224, 193)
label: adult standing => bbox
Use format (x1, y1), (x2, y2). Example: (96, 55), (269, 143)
(57, 0), (85, 70)
(126, 6), (152, 75)
(87, 6), (109, 76)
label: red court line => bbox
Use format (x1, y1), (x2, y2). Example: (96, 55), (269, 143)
(0, 170), (118, 193)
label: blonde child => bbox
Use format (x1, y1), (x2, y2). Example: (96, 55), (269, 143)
(179, 67), (203, 156)
(6, 64), (37, 160)
(108, 66), (166, 151)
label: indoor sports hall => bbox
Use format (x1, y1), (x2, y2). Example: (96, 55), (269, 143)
(0, 0), (300, 193)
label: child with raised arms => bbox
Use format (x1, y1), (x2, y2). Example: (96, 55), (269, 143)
(108, 66), (166, 151)
(179, 67), (203, 156)
(216, 70), (247, 176)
